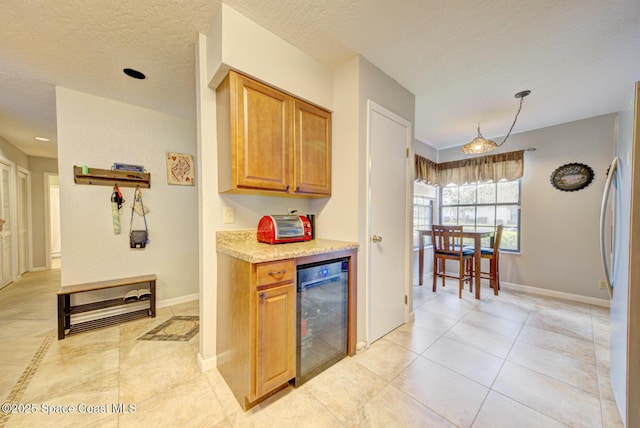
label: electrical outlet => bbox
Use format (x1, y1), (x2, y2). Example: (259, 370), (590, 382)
(223, 206), (235, 224)
(598, 280), (608, 290)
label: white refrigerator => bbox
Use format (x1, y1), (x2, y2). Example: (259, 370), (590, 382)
(601, 81), (640, 427)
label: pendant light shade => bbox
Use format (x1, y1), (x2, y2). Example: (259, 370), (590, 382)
(460, 125), (498, 154)
(461, 90), (531, 155)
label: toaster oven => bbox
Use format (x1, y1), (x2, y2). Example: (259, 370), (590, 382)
(257, 215), (312, 244)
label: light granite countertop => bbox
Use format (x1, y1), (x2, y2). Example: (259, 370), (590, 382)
(216, 230), (359, 263)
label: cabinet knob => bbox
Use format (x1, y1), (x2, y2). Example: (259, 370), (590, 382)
(286, 185), (290, 191)
(259, 292), (265, 299)
(296, 186), (300, 192)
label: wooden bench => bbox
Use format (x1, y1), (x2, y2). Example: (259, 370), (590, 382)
(57, 274), (156, 340)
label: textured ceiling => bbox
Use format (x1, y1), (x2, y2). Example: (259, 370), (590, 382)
(0, 0), (219, 158)
(1, 0), (639, 158)
(225, 0), (640, 149)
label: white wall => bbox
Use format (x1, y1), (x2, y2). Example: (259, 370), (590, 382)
(438, 114), (616, 300)
(56, 87), (198, 302)
(208, 4), (333, 110)
(312, 55), (359, 242)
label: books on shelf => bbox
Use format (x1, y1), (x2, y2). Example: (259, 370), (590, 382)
(112, 163), (145, 173)
(123, 289), (152, 302)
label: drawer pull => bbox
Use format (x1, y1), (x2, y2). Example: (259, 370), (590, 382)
(259, 292), (265, 299)
(268, 269), (286, 276)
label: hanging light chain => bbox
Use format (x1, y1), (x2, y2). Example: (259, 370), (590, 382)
(497, 93), (526, 147)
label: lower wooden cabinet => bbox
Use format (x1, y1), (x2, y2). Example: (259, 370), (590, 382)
(255, 283), (296, 398)
(216, 255), (296, 409)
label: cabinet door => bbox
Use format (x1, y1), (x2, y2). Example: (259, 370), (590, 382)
(255, 283), (296, 397)
(293, 100), (332, 196)
(234, 73), (292, 192)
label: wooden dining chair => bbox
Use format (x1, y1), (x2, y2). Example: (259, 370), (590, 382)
(431, 225), (474, 298)
(478, 224), (503, 295)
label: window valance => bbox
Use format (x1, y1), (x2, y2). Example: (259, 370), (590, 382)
(415, 150), (524, 186)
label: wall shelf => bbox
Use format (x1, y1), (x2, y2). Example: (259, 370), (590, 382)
(73, 166), (150, 188)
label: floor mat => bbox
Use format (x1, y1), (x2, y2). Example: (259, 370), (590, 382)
(138, 315), (199, 342)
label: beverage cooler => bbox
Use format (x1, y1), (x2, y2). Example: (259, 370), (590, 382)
(295, 257), (349, 385)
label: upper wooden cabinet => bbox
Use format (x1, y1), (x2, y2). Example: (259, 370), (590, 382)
(216, 71), (331, 198)
(293, 100), (332, 196)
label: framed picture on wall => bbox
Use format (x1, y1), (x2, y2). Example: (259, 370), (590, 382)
(550, 162), (594, 192)
(166, 152), (195, 186)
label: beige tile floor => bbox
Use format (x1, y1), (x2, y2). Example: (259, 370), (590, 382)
(0, 269), (624, 428)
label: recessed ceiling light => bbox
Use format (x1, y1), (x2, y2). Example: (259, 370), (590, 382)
(123, 68), (146, 80)
(34, 136), (50, 142)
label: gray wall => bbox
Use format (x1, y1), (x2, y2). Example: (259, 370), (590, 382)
(438, 113), (616, 300)
(0, 136), (29, 169)
(0, 135), (56, 271)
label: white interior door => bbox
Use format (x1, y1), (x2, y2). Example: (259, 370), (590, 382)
(17, 168), (31, 275)
(367, 101), (411, 344)
(0, 160), (13, 288)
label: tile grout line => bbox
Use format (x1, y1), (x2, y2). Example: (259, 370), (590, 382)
(0, 331), (54, 428)
(486, 308), (597, 427)
(590, 306), (608, 428)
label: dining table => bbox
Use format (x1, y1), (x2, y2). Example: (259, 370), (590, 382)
(418, 228), (496, 299)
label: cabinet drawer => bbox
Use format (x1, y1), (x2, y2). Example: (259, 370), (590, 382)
(256, 260), (295, 286)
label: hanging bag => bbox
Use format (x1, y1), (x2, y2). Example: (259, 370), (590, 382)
(129, 186), (149, 248)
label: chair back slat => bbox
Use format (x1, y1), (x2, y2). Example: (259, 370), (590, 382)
(431, 225), (464, 255)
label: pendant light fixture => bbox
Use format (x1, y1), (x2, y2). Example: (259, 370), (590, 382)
(460, 90), (531, 155)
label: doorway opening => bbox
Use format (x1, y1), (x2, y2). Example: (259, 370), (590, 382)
(17, 167), (32, 277)
(45, 174), (60, 270)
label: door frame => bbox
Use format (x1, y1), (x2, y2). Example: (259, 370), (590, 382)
(17, 166), (32, 276)
(43, 172), (59, 271)
(0, 156), (18, 288)
(364, 100), (413, 345)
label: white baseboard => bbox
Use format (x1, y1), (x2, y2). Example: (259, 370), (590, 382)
(198, 353), (217, 372)
(356, 341), (369, 354)
(157, 293), (199, 309)
(30, 267), (47, 272)
(500, 281), (610, 308)
(423, 273), (610, 308)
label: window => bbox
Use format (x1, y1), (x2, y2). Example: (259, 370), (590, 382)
(413, 182), (436, 247)
(440, 179), (521, 251)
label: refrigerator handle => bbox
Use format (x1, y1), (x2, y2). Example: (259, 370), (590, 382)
(600, 156), (618, 298)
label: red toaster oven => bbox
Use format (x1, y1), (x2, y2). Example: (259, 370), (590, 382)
(257, 215), (312, 244)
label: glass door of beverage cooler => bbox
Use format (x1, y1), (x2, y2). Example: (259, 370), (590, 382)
(295, 258), (349, 386)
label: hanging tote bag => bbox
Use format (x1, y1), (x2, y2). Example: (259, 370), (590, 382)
(129, 186), (149, 248)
